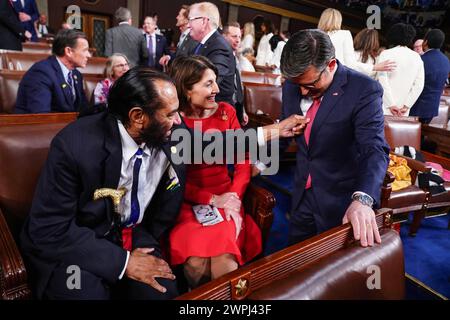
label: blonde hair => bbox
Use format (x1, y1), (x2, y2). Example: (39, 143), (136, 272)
(191, 2), (221, 29)
(317, 8), (342, 32)
(243, 22), (255, 38)
(105, 53), (129, 79)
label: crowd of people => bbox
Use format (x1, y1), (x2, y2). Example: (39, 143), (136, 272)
(0, 0), (449, 300)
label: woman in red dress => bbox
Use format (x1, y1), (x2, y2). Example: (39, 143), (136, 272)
(168, 56), (262, 289)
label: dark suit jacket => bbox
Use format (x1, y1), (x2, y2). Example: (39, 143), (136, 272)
(15, 56), (88, 114)
(175, 33), (198, 58)
(280, 62), (390, 231)
(410, 49), (450, 119)
(12, 0), (39, 41)
(104, 24), (148, 67)
(197, 31), (236, 105)
(20, 111), (186, 299)
(144, 33), (171, 71)
(0, 0), (25, 50)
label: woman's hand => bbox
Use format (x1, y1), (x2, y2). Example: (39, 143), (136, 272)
(212, 192), (241, 212)
(373, 60), (396, 72)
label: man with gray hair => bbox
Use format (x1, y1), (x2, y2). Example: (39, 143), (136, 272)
(188, 2), (236, 105)
(105, 7), (148, 67)
(266, 29), (390, 248)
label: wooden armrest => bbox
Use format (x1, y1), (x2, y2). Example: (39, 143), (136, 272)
(384, 171), (395, 186)
(243, 183), (275, 244)
(422, 151), (450, 170)
(0, 209), (31, 299)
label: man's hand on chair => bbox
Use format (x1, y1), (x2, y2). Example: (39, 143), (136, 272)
(342, 201), (381, 247)
(126, 248), (175, 293)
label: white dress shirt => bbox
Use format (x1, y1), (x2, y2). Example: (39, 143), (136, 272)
(239, 55), (255, 72)
(377, 45), (425, 115)
(117, 120), (170, 278)
(177, 28), (190, 47)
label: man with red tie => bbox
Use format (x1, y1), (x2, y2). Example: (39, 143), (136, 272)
(265, 29), (390, 247)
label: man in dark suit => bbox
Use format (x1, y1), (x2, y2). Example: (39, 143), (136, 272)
(35, 13), (54, 38)
(410, 29), (450, 124)
(20, 68), (183, 300)
(174, 5), (198, 58)
(260, 30), (390, 247)
(15, 29), (90, 114)
(104, 7), (148, 67)
(143, 16), (171, 71)
(12, 0), (39, 41)
(0, 0), (29, 50)
(188, 2), (236, 105)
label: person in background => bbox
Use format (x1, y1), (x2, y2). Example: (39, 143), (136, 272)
(35, 13), (54, 38)
(142, 16), (171, 71)
(240, 47), (256, 72)
(353, 28), (383, 79)
(175, 4), (198, 58)
(223, 21), (248, 125)
(0, 0), (30, 51)
(104, 7), (148, 67)
(377, 23), (424, 116)
(12, 0), (39, 42)
(318, 8), (395, 76)
(15, 29), (90, 114)
(168, 55), (262, 289)
(255, 19), (274, 67)
(240, 22), (255, 52)
(270, 30), (290, 75)
(410, 29), (450, 123)
(413, 39), (424, 55)
(93, 53), (130, 105)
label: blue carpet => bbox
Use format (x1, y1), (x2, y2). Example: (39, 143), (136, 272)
(257, 165), (450, 299)
(400, 215), (450, 298)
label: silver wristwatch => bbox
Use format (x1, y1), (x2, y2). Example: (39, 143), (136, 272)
(352, 193), (374, 208)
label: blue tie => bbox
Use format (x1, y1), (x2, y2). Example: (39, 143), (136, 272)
(67, 71), (75, 101)
(194, 43), (203, 55)
(129, 147), (143, 225)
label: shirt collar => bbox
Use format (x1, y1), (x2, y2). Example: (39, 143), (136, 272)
(119, 21), (130, 26)
(182, 28), (191, 36)
(117, 120), (150, 161)
(200, 28), (217, 45)
(55, 56), (72, 81)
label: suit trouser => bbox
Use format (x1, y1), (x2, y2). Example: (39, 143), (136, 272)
(288, 188), (319, 246)
(43, 250), (178, 300)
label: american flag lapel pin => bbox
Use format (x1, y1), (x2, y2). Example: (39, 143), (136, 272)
(332, 92), (338, 96)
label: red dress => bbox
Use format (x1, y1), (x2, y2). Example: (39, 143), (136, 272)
(169, 102), (262, 266)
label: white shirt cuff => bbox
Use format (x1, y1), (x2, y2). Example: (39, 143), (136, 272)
(254, 160), (268, 172)
(119, 251), (130, 280)
(257, 127), (266, 147)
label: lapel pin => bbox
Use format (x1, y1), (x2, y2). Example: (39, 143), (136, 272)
(332, 92), (339, 96)
(62, 83), (67, 89)
(171, 146), (177, 154)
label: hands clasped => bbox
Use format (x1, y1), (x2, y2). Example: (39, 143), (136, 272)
(278, 115), (310, 138)
(213, 192), (243, 239)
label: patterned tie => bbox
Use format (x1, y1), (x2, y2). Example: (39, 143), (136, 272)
(67, 71), (75, 101)
(147, 34), (155, 67)
(129, 147), (143, 225)
(304, 98), (321, 189)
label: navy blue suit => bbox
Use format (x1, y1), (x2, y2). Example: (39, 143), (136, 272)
(144, 33), (171, 72)
(410, 49), (450, 122)
(20, 111), (185, 299)
(12, 0), (39, 41)
(280, 62), (389, 242)
(15, 56), (88, 114)
(0, 0), (25, 50)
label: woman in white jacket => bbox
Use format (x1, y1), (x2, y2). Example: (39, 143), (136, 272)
(318, 8), (395, 75)
(255, 19), (274, 67)
(376, 23), (425, 116)
(241, 22), (255, 52)
(353, 28), (383, 79)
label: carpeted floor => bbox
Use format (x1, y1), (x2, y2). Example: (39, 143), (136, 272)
(254, 165), (450, 299)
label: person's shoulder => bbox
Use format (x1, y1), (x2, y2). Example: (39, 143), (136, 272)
(219, 101), (236, 115)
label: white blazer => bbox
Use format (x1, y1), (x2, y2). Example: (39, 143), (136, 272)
(241, 34), (254, 51)
(376, 46), (424, 115)
(354, 51), (377, 79)
(256, 33), (273, 66)
(270, 41), (286, 75)
(239, 56), (255, 72)
(328, 30), (373, 75)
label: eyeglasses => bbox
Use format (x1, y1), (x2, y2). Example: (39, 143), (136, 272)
(113, 63), (129, 69)
(188, 16), (207, 23)
(298, 67), (326, 90)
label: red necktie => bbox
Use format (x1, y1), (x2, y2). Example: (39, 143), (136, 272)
(304, 98), (321, 189)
